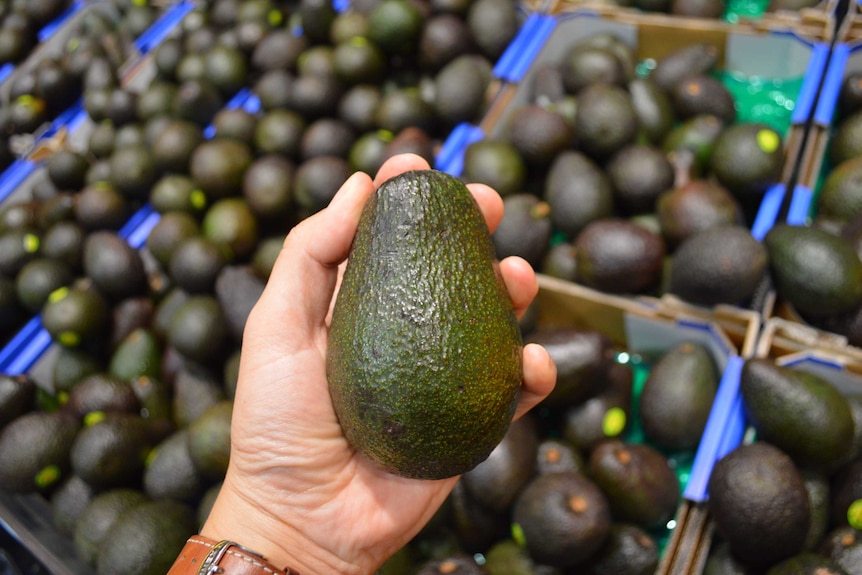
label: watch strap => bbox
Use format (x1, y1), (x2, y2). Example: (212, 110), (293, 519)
(167, 535), (301, 575)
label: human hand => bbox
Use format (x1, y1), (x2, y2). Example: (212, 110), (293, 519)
(200, 154), (557, 574)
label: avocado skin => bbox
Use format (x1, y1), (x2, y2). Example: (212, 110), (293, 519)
(327, 170), (522, 480)
(740, 359), (854, 471)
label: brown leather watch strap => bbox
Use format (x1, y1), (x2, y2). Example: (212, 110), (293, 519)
(167, 535), (301, 575)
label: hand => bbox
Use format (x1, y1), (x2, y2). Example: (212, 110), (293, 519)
(200, 154), (557, 574)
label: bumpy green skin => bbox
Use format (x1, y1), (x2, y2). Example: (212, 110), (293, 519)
(327, 169), (523, 480)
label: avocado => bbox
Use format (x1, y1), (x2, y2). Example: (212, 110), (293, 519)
(524, 327), (614, 407)
(47, 149), (90, 191)
(70, 412), (166, 489)
(190, 138), (254, 200)
(327, 169), (523, 479)
(668, 225), (767, 306)
(109, 144), (158, 201)
(574, 84), (639, 160)
(301, 117), (358, 161)
(250, 29), (307, 72)
(0, 410), (81, 493)
(507, 104), (575, 169)
(168, 295), (230, 366)
(543, 151), (615, 239)
(0, 227), (41, 277)
(461, 415), (539, 512)
(819, 156), (862, 224)
(383, 127), (437, 168)
(492, 194), (552, 268)
(536, 438), (586, 476)
(214, 265), (266, 343)
(169, 236), (228, 294)
(830, 110), (862, 169)
(707, 442), (811, 567)
(15, 257), (74, 313)
(187, 399), (232, 481)
(152, 120), (204, 175)
(446, 479), (506, 552)
(710, 123), (784, 199)
(419, 13), (475, 72)
(73, 182), (132, 231)
(801, 470), (830, 551)
(96, 499), (197, 575)
(656, 180), (742, 248)
(173, 365), (226, 429)
(764, 224), (862, 318)
(606, 144), (675, 215)
(703, 541), (759, 575)
(109, 328), (162, 383)
(650, 43), (719, 93)
(0, 374), (35, 429)
(143, 428), (208, 504)
(639, 342), (718, 451)
(349, 130), (391, 176)
(294, 156), (353, 214)
(581, 523), (659, 575)
(145, 211), (201, 269)
(588, 439), (680, 530)
(435, 54), (493, 127)
(74, 488), (148, 566)
(671, 74), (736, 124)
(367, 0), (422, 56)
(629, 78), (676, 145)
(42, 284), (111, 350)
(289, 73), (345, 120)
(338, 84), (383, 133)
(662, 115), (725, 177)
(765, 554), (847, 575)
(512, 471), (612, 567)
(83, 231), (147, 301)
(575, 218), (666, 294)
(211, 108), (258, 146)
(467, 0), (519, 60)
(65, 373), (140, 419)
(541, 242), (578, 282)
(204, 44), (248, 97)
(560, 44), (626, 95)
(562, 362), (633, 452)
(483, 538), (560, 575)
(136, 81), (178, 123)
(740, 359), (854, 471)
(252, 69), (295, 112)
(51, 474), (97, 537)
(254, 109), (306, 158)
(375, 87), (435, 135)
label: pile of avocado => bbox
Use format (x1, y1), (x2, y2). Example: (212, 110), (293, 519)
(763, 71), (862, 347)
(0, 0), (165, 173)
(702, 358), (862, 574)
(375, 313), (723, 574)
(0, 0), (528, 573)
(462, 36), (782, 308)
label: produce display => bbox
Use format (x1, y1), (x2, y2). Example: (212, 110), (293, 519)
(459, 19), (811, 312)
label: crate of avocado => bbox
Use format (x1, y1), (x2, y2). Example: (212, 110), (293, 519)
(678, 314), (862, 575)
(379, 275), (759, 574)
(439, 7), (827, 318)
(762, 31), (862, 351)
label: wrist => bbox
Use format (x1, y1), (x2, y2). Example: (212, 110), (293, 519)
(200, 477), (362, 575)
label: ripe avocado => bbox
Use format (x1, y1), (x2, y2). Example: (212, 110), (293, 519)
(187, 399), (232, 481)
(461, 415), (539, 513)
(588, 440), (680, 530)
(574, 219), (666, 294)
(741, 359), (854, 472)
(562, 362), (633, 452)
(656, 180), (742, 248)
(74, 488), (148, 566)
(512, 471), (612, 567)
(668, 225), (767, 306)
(173, 365), (226, 429)
(434, 54), (493, 127)
(96, 499), (197, 575)
(0, 410), (81, 493)
(574, 84), (639, 160)
(507, 104), (574, 169)
(536, 438), (586, 476)
(543, 151), (614, 240)
(109, 328), (162, 383)
(560, 44), (627, 95)
(0, 374), (35, 429)
(707, 442), (811, 567)
(66, 373), (140, 419)
(830, 109), (862, 168)
(650, 43), (719, 93)
(327, 170), (523, 480)
(51, 474), (97, 536)
(818, 156), (862, 223)
(670, 74), (736, 124)
(168, 295), (230, 365)
(606, 144), (675, 215)
(367, 0), (423, 56)
(466, 0), (520, 60)
(639, 342), (718, 451)
(41, 284), (110, 350)
(168, 236), (228, 294)
(629, 78), (676, 145)
(764, 224), (862, 318)
(143, 429), (207, 503)
(15, 257), (74, 313)
(581, 523), (659, 575)
(189, 138), (254, 200)
(709, 123), (784, 199)
(492, 194), (552, 268)
(82, 231), (147, 301)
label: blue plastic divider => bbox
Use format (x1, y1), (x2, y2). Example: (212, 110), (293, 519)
(786, 184), (813, 225)
(433, 123), (485, 176)
(36, 0), (85, 42)
(750, 183), (786, 241)
(683, 355), (744, 502)
(133, 1), (196, 54)
(814, 43), (850, 127)
(791, 42), (830, 126)
(493, 13), (557, 84)
(0, 160), (38, 205)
